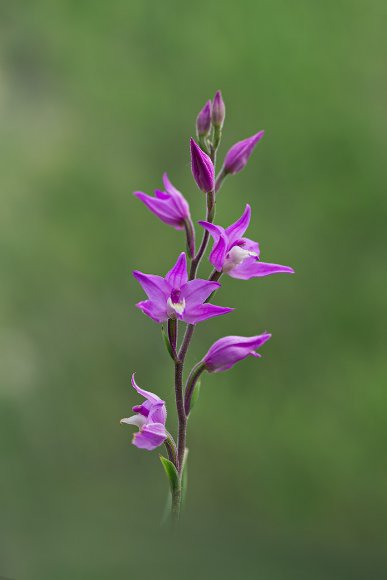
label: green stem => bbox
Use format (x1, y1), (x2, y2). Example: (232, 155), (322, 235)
(171, 484), (182, 525)
(215, 167), (227, 192)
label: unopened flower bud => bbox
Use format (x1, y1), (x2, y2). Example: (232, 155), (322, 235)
(196, 100), (212, 137)
(223, 131), (264, 175)
(190, 138), (215, 193)
(203, 334), (271, 373)
(212, 90), (225, 128)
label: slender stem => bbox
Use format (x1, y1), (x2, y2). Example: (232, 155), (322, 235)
(207, 270), (223, 302)
(178, 323), (195, 361)
(184, 361), (206, 415)
(171, 485), (181, 524)
(184, 217), (196, 259)
(169, 133), (223, 520)
(189, 190), (216, 280)
(174, 359), (186, 472)
(215, 167), (227, 192)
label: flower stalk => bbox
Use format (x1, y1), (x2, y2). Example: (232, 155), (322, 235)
(122, 90), (294, 525)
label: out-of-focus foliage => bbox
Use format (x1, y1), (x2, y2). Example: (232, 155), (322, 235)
(1, 1), (387, 578)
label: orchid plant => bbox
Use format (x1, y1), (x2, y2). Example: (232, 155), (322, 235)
(122, 91), (294, 524)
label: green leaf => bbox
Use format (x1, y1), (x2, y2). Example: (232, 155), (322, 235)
(159, 455), (180, 494)
(181, 449), (189, 508)
(161, 325), (175, 361)
(190, 379), (201, 410)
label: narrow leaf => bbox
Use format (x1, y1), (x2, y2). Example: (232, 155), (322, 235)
(190, 379), (201, 411)
(161, 325), (175, 361)
(159, 455), (180, 494)
(181, 449), (189, 508)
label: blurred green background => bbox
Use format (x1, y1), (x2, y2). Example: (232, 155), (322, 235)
(1, 1), (387, 578)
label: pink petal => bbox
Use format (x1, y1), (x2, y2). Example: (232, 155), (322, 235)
(225, 204), (251, 244)
(130, 373), (164, 405)
(133, 271), (170, 302)
(132, 423), (167, 451)
(180, 279), (221, 305)
(134, 192), (184, 230)
(183, 303), (234, 325)
(229, 259), (295, 280)
(165, 252), (188, 289)
(162, 173), (190, 218)
(198, 221), (228, 271)
(136, 300), (168, 323)
(237, 237), (260, 256)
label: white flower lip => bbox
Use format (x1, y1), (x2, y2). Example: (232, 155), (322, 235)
(167, 296), (186, 317)
(223, 245), (258, 272)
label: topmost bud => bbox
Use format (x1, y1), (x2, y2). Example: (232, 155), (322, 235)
(196, 100), (212, 137)
(212, 90), (225, 129)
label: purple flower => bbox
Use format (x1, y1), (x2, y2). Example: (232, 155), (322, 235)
(223, 131), (264, 175)
(134, 173), (190, 230)
(133, 252), (233, 324)
(196, 100), (212, 136)
(190, 138), (215, 193)
(203, 333), (272, 373)
(212, 90), (225, 128)
(199, 204), (294, 279)
(121, 374), (167, 450)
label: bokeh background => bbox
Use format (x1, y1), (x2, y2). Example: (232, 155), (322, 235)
(1, 1), (387, 579)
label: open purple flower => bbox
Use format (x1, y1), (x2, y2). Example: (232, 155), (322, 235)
(223, 131), (264, 175)
(134, 173), (190, 231)
(133, 252), (233, 324)
(203, 333), (272, 373)
(120, 374), (167, 450)
(199, 204), (294, 280)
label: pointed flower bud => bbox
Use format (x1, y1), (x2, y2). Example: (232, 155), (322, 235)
(190, 138), (215, 193)
(223, 131), (264, 175)
(203, 333), (271, 373)
(196, 100), (212, 137)
(212, 90), (225, 128)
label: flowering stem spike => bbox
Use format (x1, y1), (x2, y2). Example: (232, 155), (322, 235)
(124, 91), (294, 524)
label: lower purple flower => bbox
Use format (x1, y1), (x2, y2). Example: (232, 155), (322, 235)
(199, 204), (294, 280)
(121, 374), (167, 451)
(133, 252), (233, 324)
(203, 333), (272, 373)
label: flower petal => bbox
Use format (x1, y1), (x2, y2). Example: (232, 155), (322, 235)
(180, 279), (221, 305)
(224, 131), (264, 175)
(236, 237), (260, 256)
(132, 422), (167, 450)
(136, 300), (168, 323)
(183, 303), (234, 324)
(229, 259), (295, 280)
(165, 253), (188, 289)
(131, 373), (164, 405)
(148, 401), (167, 425)
(120, 414), (147, 428)
(203, 334), (271, 372)
(225, 204), (251, 244)
(198, 221), (228, 271)
(134, 191), (184, 230)
(133, 271), (170, 303)
(162, 173), (190, 218)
